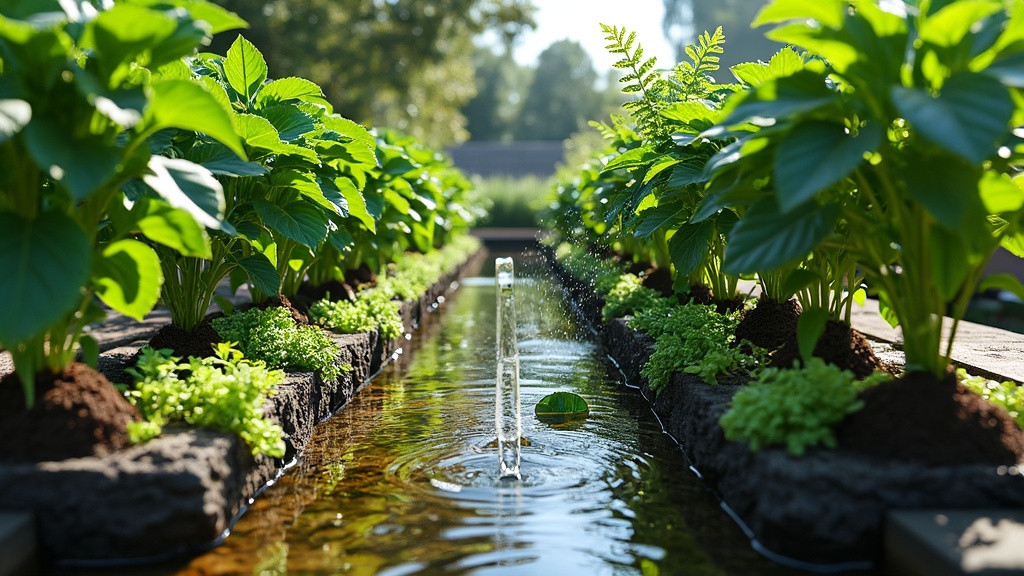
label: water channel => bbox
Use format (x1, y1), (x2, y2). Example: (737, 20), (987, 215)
(147, 253), (803, 576)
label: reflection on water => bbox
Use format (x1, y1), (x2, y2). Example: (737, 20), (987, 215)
(169, 254), (804, 576)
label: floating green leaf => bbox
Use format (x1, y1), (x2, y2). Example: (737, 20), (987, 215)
(535, 392), (589, 424)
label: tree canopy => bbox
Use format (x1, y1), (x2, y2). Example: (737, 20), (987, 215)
(210, 0), (536, 147)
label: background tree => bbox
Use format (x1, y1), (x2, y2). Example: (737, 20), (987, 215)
(462, 47), (532, 141)
(210, 0), (536, 147)
(661, 0), (779, 80)
(513, 40), (605, 141)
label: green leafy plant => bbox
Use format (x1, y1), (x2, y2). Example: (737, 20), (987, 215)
(601, 273), (662, 322)
(706, 0), (1024, 378)
(124, 343), (285, 458)
(630, 301), (763, 389)
(0, 1), (245, 405)
(719, 358), (864, 456)
(310, 290), (404, 340)
(211, 306), (342, 382)
(960, 369), (1024, 430)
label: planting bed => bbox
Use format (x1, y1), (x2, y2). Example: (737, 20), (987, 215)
(0, 248), (486, 566)
(547, 251), (1024, 570)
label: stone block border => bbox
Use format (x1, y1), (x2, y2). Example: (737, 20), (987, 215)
(0, 248), (487, 567)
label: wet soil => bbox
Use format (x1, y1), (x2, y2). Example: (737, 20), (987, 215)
(247, 294), (309, 325)
(0, 363), (141, 462)
(770, 320), (884, 378)
(144, 318), (223, 361)
(735, 297), (801, 351)
(640, 267), (674, 297)
(839, 369), (1024, 466)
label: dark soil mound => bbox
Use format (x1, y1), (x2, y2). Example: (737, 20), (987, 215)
(145, 319), (223, 361)
(0, 363), (141, 462)
(345, 264), (377, 289)
(682, 284), (714, 306)
(248, 294), (309, 325)
(296, 280), (356, 307)
(735, 297), (801, 350)
(838, 370), (1024, 466)
(640, 267), (673, 297)
(770, 320), (883, 378)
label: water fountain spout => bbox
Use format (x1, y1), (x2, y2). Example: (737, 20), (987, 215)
(495, 257), (522, 480)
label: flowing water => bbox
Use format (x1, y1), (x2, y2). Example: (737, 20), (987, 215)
(157, 254), (803, 576)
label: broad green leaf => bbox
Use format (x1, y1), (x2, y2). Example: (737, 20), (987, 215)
(1001, 233), (1024, 257)
(167, 0), (248, 34)
(321, 114), (377, 151)
(980, 171), (1024, 214)
(256, 77), (329, 108)
(383, 156), (418, 176)
(0, 210), (91, 346)
(252, 198), (329, 248)
(796, 307), (828, 363)
(326, 227), (354, 253)
(259, 103), (315, 142)
(271, 169), (322, 203)
(188, 142), (268, 176)
(634, 203), (687, 238)
(232, 113), (318, 162)
(223, 35), (267, 104)
(919, 1), (1002, 48)
(93, 239), (163, 321)
(666, 160), (706, 189)
(24, 118), (120, 200)
(642, 156), (680, 184)
(766, 24), (860, 74)
(668, 219), (715, 276)
(231, 253), (280, 296)
(731, 62), (772, 87)
(752, 0), (845, 29)
(338, 176), (375, 232)
(0, 99), (31, 142)
(928, 225), (970, 301)
(660, 102), (716, 132)
(535, 392), (589, 424)
(724, 198), (839, 274)
(985, 52), (1024, 88)
(775, 120), (882, 212)
(143, 155), (225, 230)
(892, 72), (1014, 164)
(978, 272), (1024, 301)
(724, 70), (835, 126)
(902, 148), (985, 233)
(601, 145), (659, 174)
(85, 5), (176, 85)
(136, 202), (211, 258)
(146, 80), (245, 159)
(383, 188), (411, 215)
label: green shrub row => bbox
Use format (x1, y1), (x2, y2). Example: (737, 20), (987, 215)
(0, 1), (482, 414)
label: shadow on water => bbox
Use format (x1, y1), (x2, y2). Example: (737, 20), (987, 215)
(76, 250), (854, 576)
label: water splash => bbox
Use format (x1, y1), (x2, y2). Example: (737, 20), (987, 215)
(495, 257), (522, 480)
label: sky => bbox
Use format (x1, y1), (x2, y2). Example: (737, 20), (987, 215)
(500, 0), (678, 73)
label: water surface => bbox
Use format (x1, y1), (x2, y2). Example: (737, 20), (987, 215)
(171, 256), (803, 576)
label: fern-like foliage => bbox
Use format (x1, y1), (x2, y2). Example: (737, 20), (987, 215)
(601, 23), (668, 140)
(669, 27), (727, 102)
(601, 24), (729, 142)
